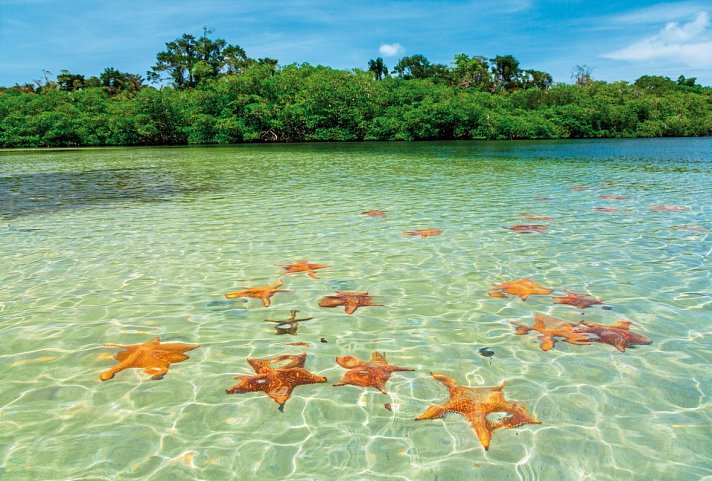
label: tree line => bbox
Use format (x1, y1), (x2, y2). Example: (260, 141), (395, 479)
(0, 31), (710, 147)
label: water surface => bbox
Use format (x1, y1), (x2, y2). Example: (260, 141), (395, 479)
(1, 139), (711, 481)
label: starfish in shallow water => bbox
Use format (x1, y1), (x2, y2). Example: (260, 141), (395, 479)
(362, 210), (386, 217)
(504, 224), (548, 234)
(490, 278), (553, 301)
(99, 337), (198, 381)
(403, 228), (442, 237)
(333, 352), (414, 394)
(415, 373), (541, 450)
(553, 291), (603, 309)
(318, 291), (382, 314)
(575, 320), (652, 352)
(264, 310), (314, 335)
(277, 260), (330, 279)
(226, 353), (326, 411)
(225, 280), (289, 307)
(512, 312), (591, 351)
(569, 186), (588, 191)
(599, 195), (626, 200)
(650, 205), (689, 212)
(594, 207), (619, 213)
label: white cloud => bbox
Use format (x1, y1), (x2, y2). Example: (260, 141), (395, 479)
(603, 11), (712, 68)
(378, 43), (404, 57)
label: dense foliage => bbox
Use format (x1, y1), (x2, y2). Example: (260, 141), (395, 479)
(1, 32), (710, 147)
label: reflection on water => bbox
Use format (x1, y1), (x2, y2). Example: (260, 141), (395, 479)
(0, 139), (711, 481)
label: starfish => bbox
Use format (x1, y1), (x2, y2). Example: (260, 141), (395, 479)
(569, 186), (587, 191)
(650, 205), (689, 212)
(553, 291), (603, 309)
(403, 228), (442, 237)
(99, 337), (198, 381)
(415, 373), (541, 450)
(318, 291), (382, 314)
(362, 210), (386, 216)
(671, 225), (707, 232)
(264, 310), (314, 335)
(521, 214), (554, 221)
(226, 353), (327, 411)
(333, 352), (414, 394)
(534, 196), (552, 201)
(599, 195), (626, 200)
(504, 224), (548, 234)
(224, 280), (289, 307)
(575, 320), (652, 352)
(594, 207), (619, 213)
(277, 260), (330, 279)
(512, 312), (591, 351)
(489, 278), (553, 301)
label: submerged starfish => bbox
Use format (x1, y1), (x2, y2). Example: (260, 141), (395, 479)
(650, 205), (689, 212)
(599, 195), (626, 200)
(264, 310), (314, 335)
(521, 214), (554, 221)
(569, 186), (588, 191)
(415, 373), (541, 450)
(277, 260), (330, 279)
(225, 280), (289, 307)
(318, 291), (382, 314)
(99, 337), (198, 381)
(226, 353), (327, 410)
(504, 224), (548, 234)
(671, 225), (708, 232)
(362, 210), (386, 217)
(594, 207), (619, 213)
(512, 313), (591, 351)
(575, 320), (652, 352)
(403, 228), (442, 237)
(333, 352), (414, 394)
(553, 291), (603, 309)
(490, 278), (553, 301)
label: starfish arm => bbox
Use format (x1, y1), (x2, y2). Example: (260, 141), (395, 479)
(336, 356), (366, 369)
(538, 335), (556, 351)
(99, 349), (142, 381)
(468, 414), (495, 451)
(307, 272), (319, 279)
(261, 297), (272, 307)
(225, 290), (245, 299)
(512, 323), (531, 335)
(143, 364), (169, 380)
(415, 405), (446, 421)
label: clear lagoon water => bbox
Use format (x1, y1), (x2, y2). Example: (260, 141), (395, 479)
(1, 139), (710, 481)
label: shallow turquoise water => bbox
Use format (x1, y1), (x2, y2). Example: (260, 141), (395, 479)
(1, 139), (711, 481)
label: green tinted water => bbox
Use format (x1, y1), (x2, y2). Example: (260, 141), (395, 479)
(1, 139), (710, 481)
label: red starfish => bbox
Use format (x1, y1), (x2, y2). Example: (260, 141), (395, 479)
(504, 224), (548, 234)
(226, 353), (326, 410)
(277, 260), (330, 279)
(333, 352), (414, 393)
(575, 320), (652, 352)
(599, 195), (626, 200)
(512, 313), (591, 351)
(362, 210), (386, 216)
(553, 291), (603, 309)
(318, 291), (382, 314)
(403, 229), (442, 237)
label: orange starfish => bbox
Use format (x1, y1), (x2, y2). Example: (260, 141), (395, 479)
(264, 310), (314, 335)
(489, 278), (553, 301)
(512, 313), (591, 351)
(594, 207), (619, 212)
(403, 229), (442, 237)
(504, 224), (548, 234)
(415, 373), (541, 450)
(575, 320), (652, 352)
(224, 280), (289, 307)
(553, 291), (603, 309)
(226, 353), (326, 411)
(99, 337), (198, 381)
(277, 260), (330, 279)
(569, 186), (587, 191)
(362, 210), (386, 216)
(599, 195), (626, 200)
(333, 352), (414, 394)
(318, 291), (382, 314)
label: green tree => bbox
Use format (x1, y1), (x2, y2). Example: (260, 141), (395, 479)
(490, 55), (522, 91)
(451, 54), (492, 90)
(393, 55), (447, 80)
(56, 70), (86, 92)
(368, 57), (388, 80)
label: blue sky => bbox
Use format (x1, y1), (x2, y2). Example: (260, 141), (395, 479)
(1, 0), (712, 86)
